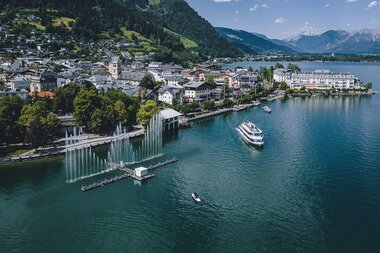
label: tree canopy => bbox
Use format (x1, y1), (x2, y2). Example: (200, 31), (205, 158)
(137, 100), (159, 125)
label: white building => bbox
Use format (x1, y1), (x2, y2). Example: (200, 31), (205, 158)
(273, 68), (292, 83)
(157, 86), (182, 105)
(135, 167), (148, 177)
(160, 108), (182, 132)
(273, 69), (362, 89)
(182, 81), (210, 102)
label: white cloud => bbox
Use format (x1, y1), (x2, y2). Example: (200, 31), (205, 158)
(235, 10), (239, 14)
(250, 4), (259, 11)
(346, 0), (358, 2)
(275, 17), (286, 24)
(367, 1), (380, 9)
(249, 3), (269, 11)
(325, 3), (330, 7)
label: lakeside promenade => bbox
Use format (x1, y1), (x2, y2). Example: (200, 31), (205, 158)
(0, 128), (145, 165)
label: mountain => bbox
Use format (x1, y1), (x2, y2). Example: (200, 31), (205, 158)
(215, 27), (297, 55)
(1, 0), (243, 60)
(286, 30), (351, 53)
(286, 29), (380, 54)
(146, 0), (243, 57)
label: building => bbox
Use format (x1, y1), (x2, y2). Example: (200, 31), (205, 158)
(9, 76), (31, 90)
(157, 86), (182, 105)
(233, 73), (257, 89)
(108, 56), (120, 79)
(30, 71), (57, 92)
(0, 88), (29, 100)
(164, 76), (187, 86)
(135, 167), (149, 177)
(273, 68), (293, 83)
(182, 81), (210, 102)
(160, 108), (182, 133)
(273, 68), (362, 89)
(119, 70), (146, 86)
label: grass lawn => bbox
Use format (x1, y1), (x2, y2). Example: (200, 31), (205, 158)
(163, 27), (198, 48)
(52, 17), (75, 30)
(120, 27), (152, 43)
(8, 149), (34, 157)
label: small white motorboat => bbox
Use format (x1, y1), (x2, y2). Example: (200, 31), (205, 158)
(192, 192), (202, 203)
(263, 106), (272, 113)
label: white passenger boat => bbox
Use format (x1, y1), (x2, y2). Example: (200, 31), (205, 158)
(263, 106), (271, 113)
(236, 121), (264, 147)
(192, 192), (202, 203)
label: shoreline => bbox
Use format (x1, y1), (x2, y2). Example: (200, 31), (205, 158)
(0, 90), (375, 166)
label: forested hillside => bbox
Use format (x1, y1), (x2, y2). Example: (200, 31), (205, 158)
(1, 0), (243, 62)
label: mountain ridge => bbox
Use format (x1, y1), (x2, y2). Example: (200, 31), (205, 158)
(215, 27), (297, 55)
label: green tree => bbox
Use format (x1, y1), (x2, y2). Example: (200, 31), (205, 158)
(365, 82), (373, 90)
(223, 98), (234, 108)
(140, 74), (156, 90)
(114, 100), (129, 125)
(73, 88), (102, 129)
(53, 83), (81, 114)
(280, 81), (288, 90)
(188, 102), (200, 112)
(203, 100), (216, 111)
(88, 105), (117, 134)
(206, 77), (217, 89)
(287, 63), (301, 72)
(275, 63), (284, 69)
(19, 102), (61, 147)
(137, 100), (159, 125)
(248, 66), (254, 72)
(43, 112), (61, 143)
(0, 96), (23, 145)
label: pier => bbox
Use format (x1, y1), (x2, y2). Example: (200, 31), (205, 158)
(80, 158), (178, 192)
(180, 108), (233, 125)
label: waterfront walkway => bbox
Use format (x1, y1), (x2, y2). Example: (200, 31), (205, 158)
(180, 108), (233, 125)
(0, 128), (145, 165)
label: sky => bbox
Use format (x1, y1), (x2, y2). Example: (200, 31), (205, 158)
(185, 0), (380, 39)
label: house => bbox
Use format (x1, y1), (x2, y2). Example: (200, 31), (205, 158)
(9, 76), (31, 90)
(164, 76), (188, 86)
(148, 69), (164, 82)
(0, 88), (29, 100)
(233, 73), (257, 90)
(30, 71), (57, 93)
(159, 108), (182, 133)
(157, 85), (183, 105)
(182, 81), (211, 102)
(148, 62), (162, 69)
(145, 89), (158, 102)
(119, 70), (146, 86)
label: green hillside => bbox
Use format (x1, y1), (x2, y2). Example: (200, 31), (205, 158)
(1, 0), (243, 62)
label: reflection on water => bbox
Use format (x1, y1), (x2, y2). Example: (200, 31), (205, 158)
(1, 65), (380, 252)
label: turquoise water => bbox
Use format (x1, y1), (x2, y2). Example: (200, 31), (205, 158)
(0, 62), (380, 253)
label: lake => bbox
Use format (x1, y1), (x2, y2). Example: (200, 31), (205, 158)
(0, 62), (379, 253)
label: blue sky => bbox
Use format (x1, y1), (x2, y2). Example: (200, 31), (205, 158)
(185, 0), (380, 39)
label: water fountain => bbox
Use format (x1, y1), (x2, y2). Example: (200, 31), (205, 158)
(65, 113), (163, 183)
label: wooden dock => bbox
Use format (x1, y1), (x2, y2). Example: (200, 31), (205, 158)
(80, 158), (178, 191)
(130, 174), (155, 181)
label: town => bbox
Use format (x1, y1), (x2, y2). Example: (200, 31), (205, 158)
(0, 10), (374, 162)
